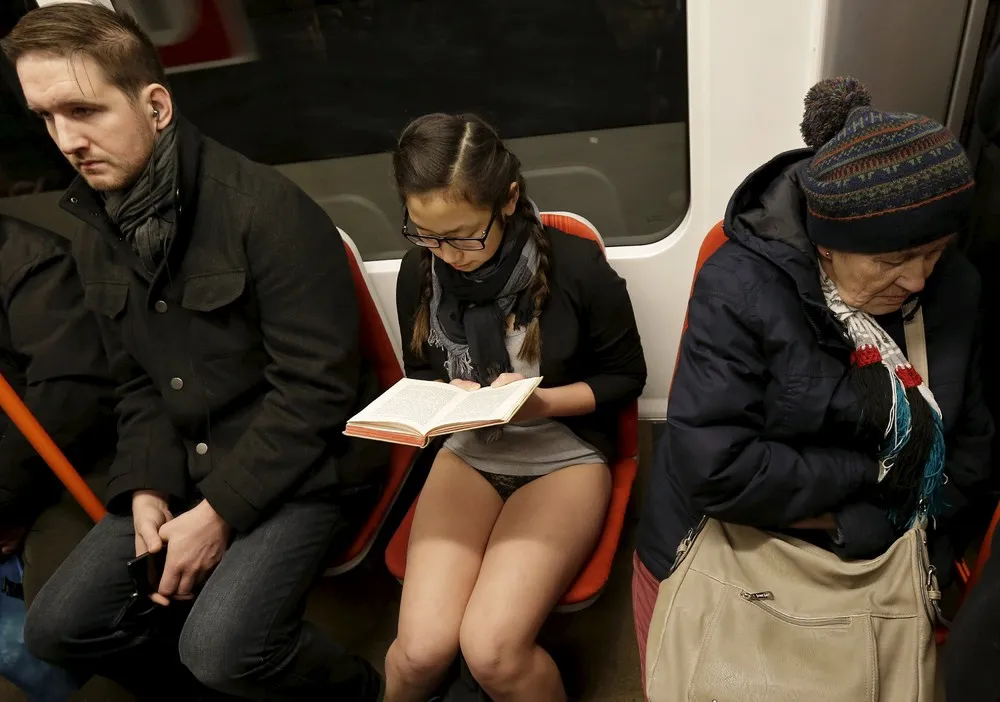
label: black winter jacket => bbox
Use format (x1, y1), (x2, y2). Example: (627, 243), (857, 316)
(637, 149), (993, 581)
(62, 118), (384, 531)
(0, 215), (116, 527)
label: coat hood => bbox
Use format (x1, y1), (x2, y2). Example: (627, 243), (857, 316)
(723, 148), (824, 300)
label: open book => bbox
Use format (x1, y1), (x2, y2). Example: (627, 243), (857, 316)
(345, 376), (542, 447)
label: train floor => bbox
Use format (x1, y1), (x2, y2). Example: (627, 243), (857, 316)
(0, 522), (955, 701)
(0, 515), (645, 702)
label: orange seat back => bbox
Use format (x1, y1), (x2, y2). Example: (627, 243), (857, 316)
(331, 232), (414, 575)
(541, 212), (605, 252)
(683, 221), (727, 333)
(340, 232), (403, 390)
(540, 212), (637, 460)
(670, 222), (727, 389)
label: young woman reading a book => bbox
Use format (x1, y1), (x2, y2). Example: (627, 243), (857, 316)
(385, 113), (646, 702)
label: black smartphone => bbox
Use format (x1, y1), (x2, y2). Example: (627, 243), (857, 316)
(126, 550), (167, 597)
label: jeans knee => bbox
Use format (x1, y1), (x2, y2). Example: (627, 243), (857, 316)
(388, 633), (457, 686)
(178, 619), (257, 693)
(23, 599), (78, 665)
(459, 620), (526, 694)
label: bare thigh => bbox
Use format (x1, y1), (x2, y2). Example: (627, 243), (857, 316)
(462, 463), (611, 647)
(396, 449), (504, 649)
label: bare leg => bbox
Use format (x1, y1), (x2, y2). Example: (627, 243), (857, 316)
(459, 463), (610, 702)
(384, 450), (503, 702)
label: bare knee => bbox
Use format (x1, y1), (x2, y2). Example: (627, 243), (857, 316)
(459, 618), (529, 694)
(387, 631), (458, 687)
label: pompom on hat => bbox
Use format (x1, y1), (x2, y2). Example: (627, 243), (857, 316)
(799, 77), (975, 254)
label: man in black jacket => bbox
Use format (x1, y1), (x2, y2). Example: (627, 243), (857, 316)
(3, 4), (385, 701)
(0, 214), (115, 606)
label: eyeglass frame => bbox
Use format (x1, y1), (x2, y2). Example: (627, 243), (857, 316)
(401, 206), (500, 250)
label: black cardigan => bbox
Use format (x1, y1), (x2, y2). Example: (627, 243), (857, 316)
(396, 226), (647, 462)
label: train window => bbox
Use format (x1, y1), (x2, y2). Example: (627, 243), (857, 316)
(0, 0), (688, 260)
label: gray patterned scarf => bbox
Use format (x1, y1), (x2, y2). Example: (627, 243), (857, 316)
(428, 211), (541, 443)
(102, 122), (178, 274)
(428, 233), (539, 381)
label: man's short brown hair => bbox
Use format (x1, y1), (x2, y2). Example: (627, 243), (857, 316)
(1, 2), (167, 99)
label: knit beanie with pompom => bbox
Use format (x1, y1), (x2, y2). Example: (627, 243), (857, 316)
(800, 76), (975, 254)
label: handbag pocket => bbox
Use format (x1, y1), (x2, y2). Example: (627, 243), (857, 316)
(689, 584), (878, 702)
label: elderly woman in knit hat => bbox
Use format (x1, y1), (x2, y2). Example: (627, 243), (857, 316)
(632, 76), (993, 678)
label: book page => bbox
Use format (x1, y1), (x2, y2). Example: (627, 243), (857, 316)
(348, 378), (461, 432)
(435, 377), (540, 428)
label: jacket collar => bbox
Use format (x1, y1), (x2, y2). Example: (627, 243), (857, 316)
(60, 113), (202, 226)
(59, 114), (204, 287)
(173, 113), (203, 238)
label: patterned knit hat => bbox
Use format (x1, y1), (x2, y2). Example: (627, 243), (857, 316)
(800, 77), (975, 254)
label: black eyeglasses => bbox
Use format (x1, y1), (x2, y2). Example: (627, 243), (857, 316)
(402, 207), (499, 250)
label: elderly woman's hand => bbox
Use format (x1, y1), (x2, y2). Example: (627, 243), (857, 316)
(829, 502), (897, 559)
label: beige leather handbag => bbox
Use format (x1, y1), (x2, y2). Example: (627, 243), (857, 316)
(645, 309), (943, 701)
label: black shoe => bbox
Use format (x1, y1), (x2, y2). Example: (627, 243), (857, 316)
(361, 657), (384, 702)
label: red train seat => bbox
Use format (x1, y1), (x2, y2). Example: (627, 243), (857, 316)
(326, 231), (420, 575)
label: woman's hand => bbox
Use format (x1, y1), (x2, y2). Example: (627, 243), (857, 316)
(490, 373), (526, 388)
(492, 373), (549, 421)
(450, 379), (481, 391)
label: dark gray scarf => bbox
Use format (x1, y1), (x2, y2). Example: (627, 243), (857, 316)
(428, 208), (541, 444)
(428, 220), (540, 384)
(102, 122), (178, 273)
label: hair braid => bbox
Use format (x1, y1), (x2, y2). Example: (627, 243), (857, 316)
(514, 176), (550, 363)
(409, 248), (433, 358)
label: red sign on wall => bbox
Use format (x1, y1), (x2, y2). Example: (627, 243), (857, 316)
(37, 0), (256, 73)
(146, 0), (256, 74)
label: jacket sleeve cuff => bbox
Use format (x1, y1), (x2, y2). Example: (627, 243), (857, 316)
(105, 456), (188, 516)
(409, 368), (444, 382)
(197, 466), (264, 532)
(584, 374), (642, 407)
(831, 502), (897, 559)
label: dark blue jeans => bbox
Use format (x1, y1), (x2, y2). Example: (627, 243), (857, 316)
(23, 498), (379, 701)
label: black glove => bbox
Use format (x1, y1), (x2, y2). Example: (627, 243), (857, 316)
(831, 501), (898, 559)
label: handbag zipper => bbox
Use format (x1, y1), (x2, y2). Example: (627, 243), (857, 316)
(740, 590), (851, 627)
(668, 516), (708, 576)
(740, 590), (774, 601)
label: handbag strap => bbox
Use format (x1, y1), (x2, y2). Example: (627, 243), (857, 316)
(904, 307), (930, 386)
(901, 307), (952, 626)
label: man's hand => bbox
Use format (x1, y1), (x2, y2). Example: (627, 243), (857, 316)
(0, 525), (28, 555)
(492, 373), (548, 421)
(132, 490), (173, 559)
(155, 500), (230, 605)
